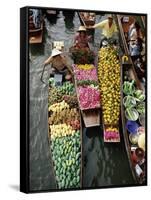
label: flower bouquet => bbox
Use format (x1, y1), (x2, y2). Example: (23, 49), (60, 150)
(77, 86), (100, 110)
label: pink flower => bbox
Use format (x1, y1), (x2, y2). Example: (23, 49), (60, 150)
(104, 130), (120, 140)
(77, 86), (100, 110)
(73, 64), (98, 81)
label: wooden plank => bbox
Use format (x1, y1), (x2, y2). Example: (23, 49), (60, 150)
(81, 109), (100, 127)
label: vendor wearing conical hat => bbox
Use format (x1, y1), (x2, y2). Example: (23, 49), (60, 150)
(74, 26), (91, 49)
(44, 48), (73, 75)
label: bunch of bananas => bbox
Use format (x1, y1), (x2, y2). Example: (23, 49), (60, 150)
(50, 124), (76, 139)
(48, 105), (80, 125)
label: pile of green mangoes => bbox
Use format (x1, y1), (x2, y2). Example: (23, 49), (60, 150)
(58, 82), (75, 96)
(48, 81), (75, 107)
(51, 130), (81, 189)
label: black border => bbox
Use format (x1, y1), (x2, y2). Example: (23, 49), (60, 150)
(20, 7), (30, 193)
(20, 6), (147, 193)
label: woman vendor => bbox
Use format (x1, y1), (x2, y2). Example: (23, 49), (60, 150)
(74, 26), (91, 49)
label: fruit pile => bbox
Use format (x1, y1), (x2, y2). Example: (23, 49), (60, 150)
(50, 124), (75, 138)
(48, 77), (81, 189)
(62, 95), (78, 108)
(122, 80), (145, 121)
(98, 47), (120, 141)
(51, 130), (81, 189)
(48, 102), (80, 125)
(73, 64), (100, 110)
(48, 81), (76, 107)
(58, 82), (75, 95)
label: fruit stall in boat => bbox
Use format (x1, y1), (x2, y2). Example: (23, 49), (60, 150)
(120, 55), (146, 184)
(32, 13), (147, 190)
(29, 9), (43, 44)
(115, 15), (146, 184)
(97, 42), (121, 143)
(41, 45), (83, 189)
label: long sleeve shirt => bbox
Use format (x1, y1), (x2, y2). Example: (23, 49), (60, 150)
(93, 19), (118, 38)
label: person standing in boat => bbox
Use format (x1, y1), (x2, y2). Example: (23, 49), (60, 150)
(44, 48), (73, 77)
(128, 22), (144, 58)
(88, 15), (118, 46)
(74, 26), (91, 49)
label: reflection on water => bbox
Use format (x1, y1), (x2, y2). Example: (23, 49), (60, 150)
(29, 10), (135, 191)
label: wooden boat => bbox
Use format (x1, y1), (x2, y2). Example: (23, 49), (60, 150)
(78, 12), (96, 27)
(116, 15), (146, 183)
(117, 15), (145, 91)
(43, 48), (83, 189)
(120, 55), (146, 184)
(97, 41), (121, 143)
(29, 9), (43, 44)
(71, 42), (101, 128)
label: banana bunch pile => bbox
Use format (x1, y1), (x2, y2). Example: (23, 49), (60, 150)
(48, 103), (80, 125)
(50, 124), (75, 139)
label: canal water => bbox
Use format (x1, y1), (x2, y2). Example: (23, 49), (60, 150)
(29, 10), (135, 191)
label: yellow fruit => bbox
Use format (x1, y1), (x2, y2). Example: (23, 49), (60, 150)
(98, 47), (120, 126)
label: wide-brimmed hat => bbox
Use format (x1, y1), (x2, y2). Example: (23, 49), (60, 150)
(77, 26), (86, 32)
(51, 48), (62, 57)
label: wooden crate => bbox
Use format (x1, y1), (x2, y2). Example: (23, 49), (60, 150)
(103, 124), (120, 143)
(81, 108), (100, 127)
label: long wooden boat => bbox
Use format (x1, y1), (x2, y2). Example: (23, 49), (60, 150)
(120, 55), (146, 184)
(73, 76), (101, 128)
(78, 12), (96, 27)
(71, 43), (101, 128)
(44, 49), (83, 189)
(97, 41), (121, 143)
(29, 9), (43, 44)
(116, 15), (145, 91)
(116, 15), (146, 184)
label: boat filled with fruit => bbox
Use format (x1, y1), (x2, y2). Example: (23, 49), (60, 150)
(48, 72), (82, 189)
(114, 14), (146, 184)
(121, 55), (146, 184)
(98, 45), (121, 142)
